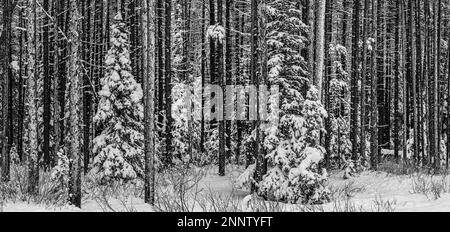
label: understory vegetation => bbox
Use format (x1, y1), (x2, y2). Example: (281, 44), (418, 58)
(2, 160), (449, 212)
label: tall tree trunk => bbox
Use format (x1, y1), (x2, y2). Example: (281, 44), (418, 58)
(249, 0), (259, 191)
(434, 0), (442, 169)
(218, 0), (226, 177)
(424, 0), (431, 165)
(26, 0), (39, 194)
(164, 0), (173, 164)
(42, 0), (52, 169)
(1, 0), (13, 181)
(415, 0), (424, 163)
(394, 0), (401, 163)
(225, 0), (232, 165)
(82, 0), (92, 174)
(142, 0), (156, 205)
(255, 0), (268, 183)
(447, 20), (450, 169)
(67, 0), (82, 208)
(409, 0), (418, 165)
(235, 0), (244, 165)
(17, 7), (25, 162)
(360, 0), (369, 165)
(350, 0), (361, 163)
(324, 0), (333, 168)
(157, 0), (164, 137)
(200, 0), (205, 154)
(400, 0), (407, 162)
(307, 0), (315, 77)
(314, 0), (326, 99)
(370, 0), (379, 169)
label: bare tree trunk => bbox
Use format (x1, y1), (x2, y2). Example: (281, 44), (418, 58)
(142, 0), (156, 205)
(165, 0), (173, 164)
(81, 0), (93, 174)
(360, 0), (369, 165)
(400, 0), (407, 162)
(314, 0), (326, 99)
(409, 0), (418, 165)
(323, 0), (333, 168)
(307, 0), (315, 77)
(250, 0), (258, 192)
(67, 0), (82, 208)
(351, 0), (361, 162)
(256, 0), (268, 183)
(26, 0), (39, 194)
(1, 0), (13, 181)
(370, 0), (379, 169)
(218, 0), (226, 177)
(447, 22), (450, 169)
(200, 0), (205, 154)
(42, 0), (52, 169)
(157, 0), (164, 137)
(17, 7), (25, 162)
(235, 1), (244, 165)
(434, 0), (442, 169)
(424, 0), (431, 165)
(394, 0), (401, 163)
(225, 0), (233, 164)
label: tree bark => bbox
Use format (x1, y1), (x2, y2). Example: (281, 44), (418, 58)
(142, 0), (156, 205)
(26, 0), (39, 194)
(165, 0), (173, 164)
(350, 0), (361, 163)
(67, 0), (82, 208)
(370, 0), (379, 169)
(1, 0), (13, 181)
(314, 0), (326, 100)
(42, 0), (51, 169)
(218, 0), (226, 177)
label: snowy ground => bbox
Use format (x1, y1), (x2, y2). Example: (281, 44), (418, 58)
(2, 166), (450, 212)
(324, 171), (450, 212)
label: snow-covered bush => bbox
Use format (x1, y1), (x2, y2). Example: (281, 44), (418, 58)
(155, 163), (205, 212)
(235, 164), (256, 190)
(207, 25), (225, 44)
(202, 128), (219, 165)
(92, 13), (144, 183)
(51, 149), (69, 189)
(171, 81), (202, 164)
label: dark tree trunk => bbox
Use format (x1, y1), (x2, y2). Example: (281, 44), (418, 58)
(350, 0), (361, 163)
(218, 0), (226, 177)
(157, 0), (164, 137)
(165, 0), (173, 164)
(370, 0), (379, 169)
(394, 0), (401, 163)
(249, 0), (259, 192)
(43, 0), (51, 169)
(225, 0), (232, 164)
(200, 0), (205, 154)
(1, 0), (13, 181)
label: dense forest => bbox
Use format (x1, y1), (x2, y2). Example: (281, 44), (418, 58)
(0, 0), (450, 211)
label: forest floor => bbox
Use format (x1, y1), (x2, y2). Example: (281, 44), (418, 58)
(2, 165), (450, 212)
(323, 170), (450, 212)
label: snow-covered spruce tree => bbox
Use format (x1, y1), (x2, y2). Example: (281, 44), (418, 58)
(92, 13), (144, 183)
(171, 81), (201, 164)
(257, 0), (329, 204)
(328, 44), (352, 170)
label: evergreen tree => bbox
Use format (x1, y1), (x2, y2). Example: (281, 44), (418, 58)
(92, 13), (144, 182)
(257, 0), (329, 204)
(328, 44), (352, 173)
